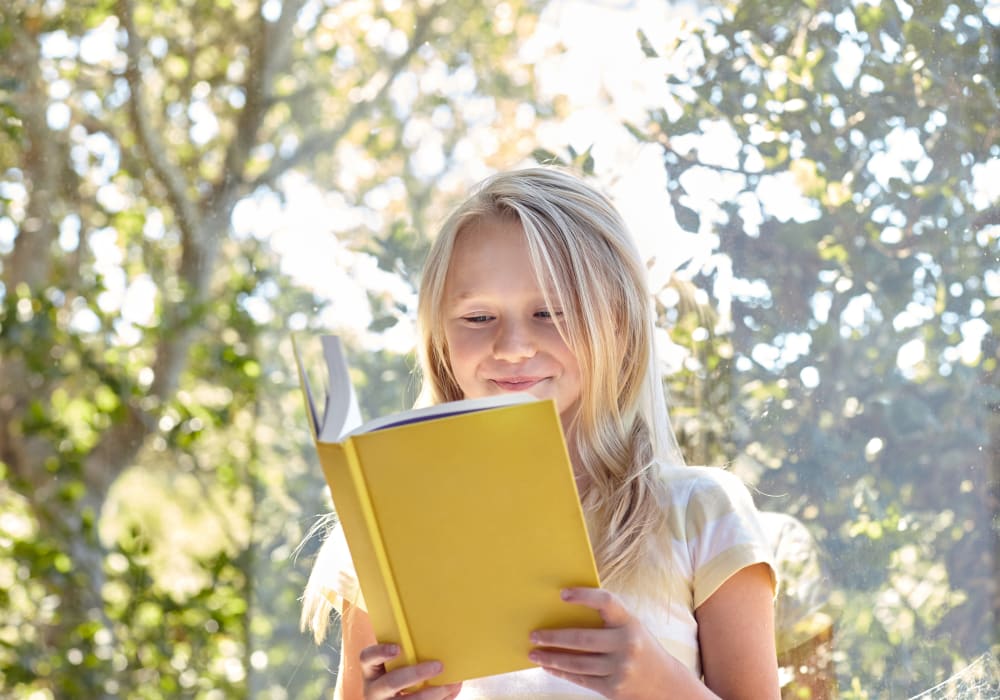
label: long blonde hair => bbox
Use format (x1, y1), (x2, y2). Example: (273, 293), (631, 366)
(417, 167), (682, 586)
(302, 167), (684, 642)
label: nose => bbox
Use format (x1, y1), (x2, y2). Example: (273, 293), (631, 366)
(493, 318), (536, 362)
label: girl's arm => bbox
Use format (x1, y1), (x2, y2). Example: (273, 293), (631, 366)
(335, 602), (376, 700)
(335, 603), (461, 700)
(529, 563), (779, 700)
(695, 562), (780, 699)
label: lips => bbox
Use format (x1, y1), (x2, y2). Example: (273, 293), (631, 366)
(490, 376), (547, 391)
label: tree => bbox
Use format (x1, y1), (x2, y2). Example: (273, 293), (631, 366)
(0, 0), (544, 695)
(633, 0), (997, 694)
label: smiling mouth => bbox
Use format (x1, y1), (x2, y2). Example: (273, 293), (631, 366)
(490, 377), (547, 391)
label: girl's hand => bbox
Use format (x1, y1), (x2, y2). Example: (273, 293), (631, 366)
(528, 588), (683, 700)
(358, 643), (462, 700)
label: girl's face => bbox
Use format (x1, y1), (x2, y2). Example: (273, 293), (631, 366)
(441, 216), (582, 424)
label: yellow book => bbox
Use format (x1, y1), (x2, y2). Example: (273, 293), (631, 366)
(293, 335), (602, 685)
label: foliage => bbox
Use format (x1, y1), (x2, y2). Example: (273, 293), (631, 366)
(633, 0), (998, 694)
(0, 0), (543, 696)
(2, 0), (996, 696)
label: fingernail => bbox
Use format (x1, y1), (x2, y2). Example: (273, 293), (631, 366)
(528, 651), (541, 663)
(431, 661), (443, 673)
(560, 588), (572, 600)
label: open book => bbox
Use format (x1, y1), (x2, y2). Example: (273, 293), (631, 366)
(293, 335), (602, 685)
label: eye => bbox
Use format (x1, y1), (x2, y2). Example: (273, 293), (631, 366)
(461, 314), (494, 324)
(535, 309), (563, 320)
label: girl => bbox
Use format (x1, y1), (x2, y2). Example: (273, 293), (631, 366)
(302, 168), (780, 699)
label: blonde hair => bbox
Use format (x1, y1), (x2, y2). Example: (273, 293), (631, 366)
(417, 167), (682, 586)
(302, 167), (684, 642)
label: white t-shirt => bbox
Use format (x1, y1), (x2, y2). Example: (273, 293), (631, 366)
(322, 463), (776, 699)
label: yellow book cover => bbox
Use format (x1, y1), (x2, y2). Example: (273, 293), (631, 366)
(293, 335), (602, 685)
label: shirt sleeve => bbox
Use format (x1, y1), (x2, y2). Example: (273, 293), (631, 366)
(683, 468), (777, 609)
(315, 524), (368, 613)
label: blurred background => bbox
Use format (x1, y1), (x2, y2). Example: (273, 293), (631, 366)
(0, 0), (996, 697)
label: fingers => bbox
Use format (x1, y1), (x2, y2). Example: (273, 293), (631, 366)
(370, 660), (446, 696)
(528, 646), (617, 676)
(528, 588), (632, 658)
(558, 587), (633, 626)
(399, 679), (463, 700)
(367, 660), (453, 699)
(359, 644), (460, 700)
(359, 643), (400, 679)
(531, 626), (619, 653)
(527, 588), (636, 692)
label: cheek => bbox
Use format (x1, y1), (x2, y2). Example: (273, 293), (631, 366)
(550, 334), (579, 372)
(555, 343), (583, 396)
(443, 328), (480, 376)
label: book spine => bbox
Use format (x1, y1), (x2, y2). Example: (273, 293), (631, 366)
(342, 439), (417, 667)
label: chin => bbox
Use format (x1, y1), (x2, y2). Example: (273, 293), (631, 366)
(525, 388), (559, 403)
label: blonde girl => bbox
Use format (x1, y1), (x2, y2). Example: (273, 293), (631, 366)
(303, 167), (779, 699)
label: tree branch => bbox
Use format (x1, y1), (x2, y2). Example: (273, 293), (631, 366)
(645, 124), (787, 179)
(213, 0), (308, 207)
(0, 25), (63, 493)
(117, 0), (200, 245)
(248, 7), (439, 190)
(971, 205), (1000, 232)
(4, 28), (59, 292)
(80, 0), (218, 498)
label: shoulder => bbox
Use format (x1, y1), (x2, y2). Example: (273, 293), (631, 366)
(655, 463), (761, 524)
(653, 463), (777, 607)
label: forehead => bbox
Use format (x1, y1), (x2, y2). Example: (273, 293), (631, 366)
(444, 216), (553, 297)
(454, 214), (524, 250)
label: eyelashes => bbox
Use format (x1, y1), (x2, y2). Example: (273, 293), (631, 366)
(459, 310), (564, 324)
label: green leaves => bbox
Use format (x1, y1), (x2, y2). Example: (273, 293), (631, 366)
(1, 0), (553, 694)
(631, 0), (998, 692)
(854, 3), (887, 35)
(531, 144), (596, 175)
(673, 202), (701, 233)
(637, 28), (659, 58)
